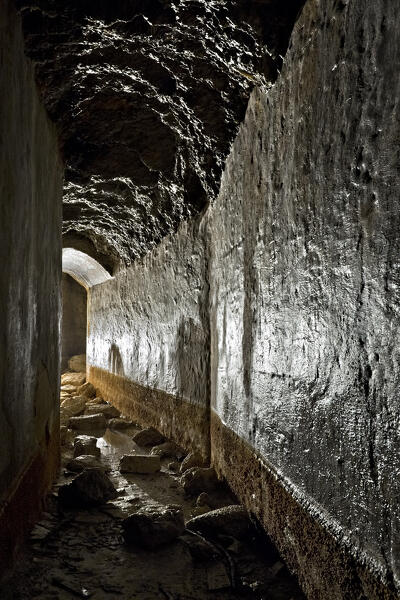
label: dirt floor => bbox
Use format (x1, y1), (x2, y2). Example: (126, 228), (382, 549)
(1, 380), (306, 600)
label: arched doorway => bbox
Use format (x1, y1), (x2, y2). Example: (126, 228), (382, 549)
(62, 248), (112, 372)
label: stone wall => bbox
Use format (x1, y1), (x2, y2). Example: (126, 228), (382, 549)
(87, 217), (210, 459)
(208, 0), (400, 597)
(87, 0), (400, 596)
(0, 0), (63, 574)
(61, 273), (87, 371)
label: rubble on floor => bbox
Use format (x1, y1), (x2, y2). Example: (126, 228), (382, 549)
(77, 381), (96, 398)
(61, 371), (86, 387)
(122, 505), (185, 549)
(119, 453), (161, 474)
(74, 434), (100, 457)
(186, 505), (253, 540)
(133, 426), (165, 446)
(0, 374), (306, 600)
(181, 466), (220, 495)
(58, 468), (118, 507)
(151, 440), (185, 459)
(69, 413), (107, 430)
(108, 417), (133, 429)
(85, 403), (120, 418)
(66, 454), (108, 473)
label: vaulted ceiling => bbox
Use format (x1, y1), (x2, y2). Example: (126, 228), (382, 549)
(17, 0), (304, 272)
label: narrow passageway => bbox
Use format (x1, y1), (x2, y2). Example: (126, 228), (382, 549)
(2, 366), (305, 600)
(1, 0), (400, 597)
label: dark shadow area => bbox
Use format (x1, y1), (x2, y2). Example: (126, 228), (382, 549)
(108, 343), (124, 376)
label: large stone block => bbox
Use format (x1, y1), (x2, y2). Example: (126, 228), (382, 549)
(119, 454), (161, 474)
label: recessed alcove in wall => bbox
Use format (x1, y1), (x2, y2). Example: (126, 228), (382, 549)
(61, 273), (87, 371)
(61, 248), (113, 371)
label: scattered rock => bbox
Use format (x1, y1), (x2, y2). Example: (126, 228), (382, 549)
(58, 469), (117, 507)
(168, 461), (180, 472)
(151, 441), (185, 459)
(196, 492), (211, 507)
(119, 454), (161, 474)
(69, 413), (107, 430)
(73, 435), (100, 457)
(68, 354), (86, 373)
(61, 395), (86, 416)
(180, 532), (219, 561)
(85, 403), (120, 418)
(132, 427), (165, 447)
(180, 467), (219, 495)
(66, 455), (107, 473)
(186, 505), (252, 540)
(191, 505), (212, 517)
(180, 452), (205, 473)
(61, 372), (86, 387)
(122, 505), (185, 549)
(86, 396), (106, 406)
(60, 384), (78, 395)
(30, 524), (51, 541)
(207, 562), (231, 591)
(108, 417), (133, 429)
(60, 409), (73, 427)
(77, 382), (96, 398)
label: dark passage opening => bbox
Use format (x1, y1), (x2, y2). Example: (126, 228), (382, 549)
(61, 273), (87, 372)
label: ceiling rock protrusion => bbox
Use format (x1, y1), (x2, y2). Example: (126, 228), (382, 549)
(17, 0), (305, 270)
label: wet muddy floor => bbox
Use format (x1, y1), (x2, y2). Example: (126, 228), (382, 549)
(1, 387), (305, 600)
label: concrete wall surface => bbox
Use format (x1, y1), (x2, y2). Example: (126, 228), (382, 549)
(208, 0), (400, 595)
(0, 0), (63, 570)
(62, 273), (87, 371)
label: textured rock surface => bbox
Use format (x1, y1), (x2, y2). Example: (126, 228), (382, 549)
(151, 441), (185, 459)
(73, 435), (100, 458)
(108, 417), (133, 429)
(87, 217), (210, 409)
(208, 0), (400, 594)
(180, 452), (205, 473)
(66, 454), (107, 473)
(86, 0), (400, 594)
(69, 413), (107, 430)
(122, 506), (185, 549)
(61, 371), (86, 387)
(181, 468), (219, 495)
(60, 395), (86, 416)
(119, 454), (161, 474)
(186, 505), (252, 540)
(0, 0), (62, 520)
(58, 468), (117, 507)
(17, 0), (304, 269)
(84, 403), (120, 418)
(132, 428), (165, 447)
(77, 382), (96, 398)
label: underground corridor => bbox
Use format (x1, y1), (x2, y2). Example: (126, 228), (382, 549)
(1, 0), (400, 599)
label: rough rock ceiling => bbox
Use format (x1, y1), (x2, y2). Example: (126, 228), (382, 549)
(17, 0), (304, 272)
